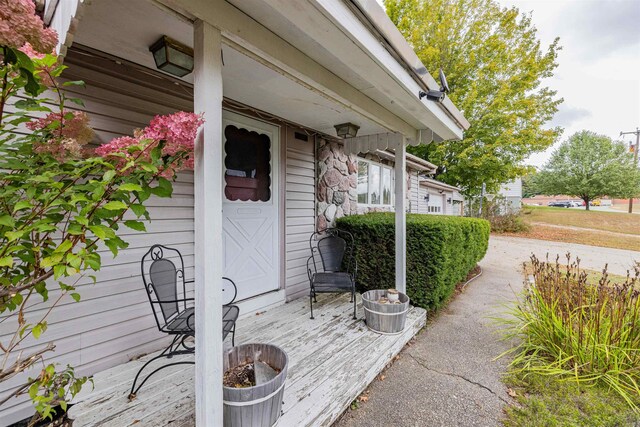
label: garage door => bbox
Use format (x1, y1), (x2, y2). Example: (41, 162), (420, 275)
(428, 193), (444, 214)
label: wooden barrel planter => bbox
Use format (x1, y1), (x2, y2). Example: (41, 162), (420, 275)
(223, 343), (288, 427)
(362, 290), (410, 335)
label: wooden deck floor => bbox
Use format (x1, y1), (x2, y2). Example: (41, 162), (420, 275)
(68, 294), (426, 426)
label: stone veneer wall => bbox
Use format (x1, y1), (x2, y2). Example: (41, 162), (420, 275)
(316, 139), (358, 230)
(316, 140), (420, 230)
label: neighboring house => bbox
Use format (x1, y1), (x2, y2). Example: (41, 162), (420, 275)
(497, 178), (523, 212)
(418, 178), (464, 216)
(0, 0), (469, 424)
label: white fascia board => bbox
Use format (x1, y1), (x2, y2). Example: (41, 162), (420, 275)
(311, 0), (464, 141)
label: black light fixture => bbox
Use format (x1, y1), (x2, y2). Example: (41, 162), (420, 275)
(334, 122), (360, 139)
(149, 36), (194, 77)
(424, 194), (430, 202)
(447, 197), (452, 204)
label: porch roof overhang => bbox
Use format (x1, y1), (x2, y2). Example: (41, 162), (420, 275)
(159, 0), (468, 142)
(53, 0), (468, 143)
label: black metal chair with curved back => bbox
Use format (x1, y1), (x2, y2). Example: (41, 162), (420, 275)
(306, 228), (357, 320)
(128, 244), (240, 399)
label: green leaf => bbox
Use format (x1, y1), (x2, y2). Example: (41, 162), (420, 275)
(88, 225), (115, 240)
(53, 264), (66, 279)
(70, 293), (81, 302)
(62, 80), (86, 87)
(102, 201), (128, 211)
(0, 256), (13, 268)
(54, 240), (73, 254)
(5, 230), (25, 242)
(119, 183), (143, 192)
(150, 178), (173, 198)
(32, 322), (47, 339)
(13, 200), (32, 212)
(67, 97), (85, 107)
(102, 170), (116, 182)
(123, 220), (146, 232)
(85, 253), (101, 270)
(0, 215), (15, 227)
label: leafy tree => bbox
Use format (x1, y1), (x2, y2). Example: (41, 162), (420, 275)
(386, 0), (563, 195)
(522, 172), (540, 198)
(0, 2), (203, 421)
(533, 131), (640, 210)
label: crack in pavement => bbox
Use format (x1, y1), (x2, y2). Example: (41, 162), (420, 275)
(407, 353), (511, 405)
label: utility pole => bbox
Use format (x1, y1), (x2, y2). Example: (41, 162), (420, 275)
(620, 128), (640, 213)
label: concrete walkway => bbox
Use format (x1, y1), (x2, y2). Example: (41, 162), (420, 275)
(334, 236), (640, 427)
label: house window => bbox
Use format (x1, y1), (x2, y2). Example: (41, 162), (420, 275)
(357, 157), (394, 207)
(357, 162), (368, 204)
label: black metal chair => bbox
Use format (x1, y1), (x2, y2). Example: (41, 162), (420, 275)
(128, 244), (240, 399)
(306, 228), (357, 320)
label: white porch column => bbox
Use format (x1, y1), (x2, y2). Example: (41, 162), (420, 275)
(394, 138), (407, 294)
(193, 20), (224, 427)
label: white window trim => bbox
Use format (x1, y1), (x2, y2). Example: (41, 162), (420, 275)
(357, 157), (395, 208)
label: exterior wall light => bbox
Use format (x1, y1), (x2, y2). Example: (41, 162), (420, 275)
(149, 36), (194, 77)
(447, 197), (452, 204)
(334, 122), (360, 138)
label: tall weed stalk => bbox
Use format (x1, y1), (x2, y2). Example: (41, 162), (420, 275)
(501, 254), (640, 409)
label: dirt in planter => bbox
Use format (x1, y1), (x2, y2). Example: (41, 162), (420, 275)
(223, 360), (282, 388)
(224, 361), (256, 388)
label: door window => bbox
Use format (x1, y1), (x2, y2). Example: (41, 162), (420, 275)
(224, 124), (271, 202)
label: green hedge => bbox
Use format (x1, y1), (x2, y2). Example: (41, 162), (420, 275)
(336, 213), (490, 310)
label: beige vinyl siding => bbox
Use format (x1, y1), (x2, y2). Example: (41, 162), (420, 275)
(0, 54), (194, 425)
(284, 129), (316, 301)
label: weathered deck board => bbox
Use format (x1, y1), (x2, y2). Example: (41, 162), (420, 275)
(68, 294), (426, 426)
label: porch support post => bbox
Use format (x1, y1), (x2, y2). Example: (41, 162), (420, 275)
(193, 19), (224, 427)
(394, 138), (407, 294)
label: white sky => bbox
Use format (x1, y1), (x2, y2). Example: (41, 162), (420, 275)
(379, 0), (640, 168)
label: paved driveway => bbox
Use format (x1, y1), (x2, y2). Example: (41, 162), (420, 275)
(334, 236), (639, 427)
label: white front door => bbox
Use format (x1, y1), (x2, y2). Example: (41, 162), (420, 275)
(222, 110), (279, 301)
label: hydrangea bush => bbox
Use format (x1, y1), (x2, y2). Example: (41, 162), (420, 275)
(0, 2), (203, 421)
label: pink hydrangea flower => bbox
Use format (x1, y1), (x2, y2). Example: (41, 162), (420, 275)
(27, 111), (93, 145)
(0, 0), (58, 53)
(27, 111), (93, 160)
(96, 112), (204, 178)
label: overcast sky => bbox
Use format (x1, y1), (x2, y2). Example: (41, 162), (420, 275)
(496, 0), (640, 167)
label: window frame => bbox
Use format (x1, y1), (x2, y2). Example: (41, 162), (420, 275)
(356, 157), (395, 208)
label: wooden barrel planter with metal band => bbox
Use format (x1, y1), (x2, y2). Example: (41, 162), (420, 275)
(362, 290), (410, 335)
(223, 343), (288, 427)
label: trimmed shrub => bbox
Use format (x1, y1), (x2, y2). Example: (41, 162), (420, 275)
(336, 213), (490, 310)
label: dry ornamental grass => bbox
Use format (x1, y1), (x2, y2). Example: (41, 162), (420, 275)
(500, 254), (640, 410)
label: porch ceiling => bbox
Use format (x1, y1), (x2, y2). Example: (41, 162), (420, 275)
(71, 0), (388, 137)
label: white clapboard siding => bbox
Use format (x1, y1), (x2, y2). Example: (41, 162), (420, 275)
(285, 129), (316, 301)
(409, 169), (420, 213)
(417, 184), (429, 214)
(0, 49), (195, 425)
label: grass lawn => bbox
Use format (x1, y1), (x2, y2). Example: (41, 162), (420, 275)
(497, 206), (640, 251)
(503, 372), (640, 427)
(521, 262), (633, 285)
(522, 206), (640, 235)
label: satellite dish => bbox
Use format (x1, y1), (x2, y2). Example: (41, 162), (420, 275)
(439, 68), (450, 93)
